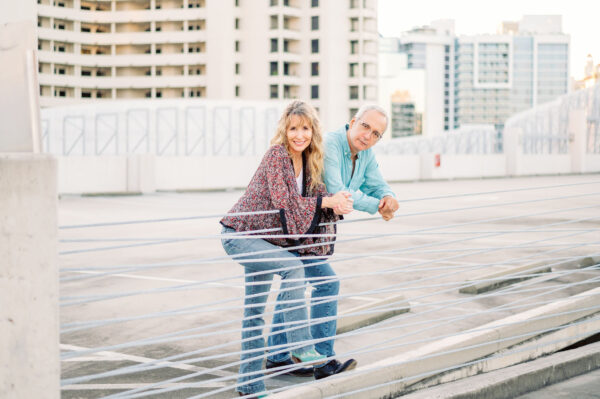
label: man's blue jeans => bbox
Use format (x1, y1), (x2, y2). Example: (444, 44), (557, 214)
(267, 257), (340, 363)
(221, 226), (315, 395)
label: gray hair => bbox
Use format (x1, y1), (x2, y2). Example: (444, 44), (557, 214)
(353, 104), (388, 132)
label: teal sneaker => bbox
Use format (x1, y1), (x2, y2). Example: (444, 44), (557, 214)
(291, 348), (326, 364)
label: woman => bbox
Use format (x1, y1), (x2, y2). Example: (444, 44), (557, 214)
(220, 100), (353, 397)
(221, 101), (352, 395)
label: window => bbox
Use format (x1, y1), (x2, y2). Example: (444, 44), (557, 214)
(283, 62), (290, 76)
(235, 0), (239, 6)
(270, 84), (278, 99)
(81, 27), (90, 32)
(235, 63), (240, 74)
(58, 90), (66, 97)
(82, 70), (91, 76)
(311, 39), (319, 53)
(283, 39), (289, 52)
(235, 40), (240, 52)
(350, 40), (358, 54)
(235, 18), (240, 29)
(156, 91), (162, 98)
(145, 91), (152, 98)
(235, 85), (240, 97)
(270, 38), (278, 52)
(156, 68), (162, 76)
(58, 46), (65, 52)
(270, 0), (277, 5)
(311, 0), (319, 6)
(156, 26), (162, 31)
(82, 92), (92, 98)
(349, 85), (358, 100)
(270, 15), (278, 29)
(311, 85), (319, 99)
(350, 0), (359, 8)
(57, 68), (65, 75)
(350, 17), (359, 32)
(156, 48), (162, 54)
(349, 62), (358, 77)
(311, 62), (319, 76)
(270, 61), (278, 76)
(311, 16), (319, 30)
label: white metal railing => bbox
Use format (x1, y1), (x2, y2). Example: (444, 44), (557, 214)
(505, 83), (600, 154)
(374, 125), (502, 155)
(41, 99), (283, 156)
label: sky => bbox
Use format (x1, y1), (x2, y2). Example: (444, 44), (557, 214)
(378, 0), (600, 80)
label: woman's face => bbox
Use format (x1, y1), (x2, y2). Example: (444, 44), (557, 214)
(286, 114), (312, 157)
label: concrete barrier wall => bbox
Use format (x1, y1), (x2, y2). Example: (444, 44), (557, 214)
(516, 155), (572, 176)
(55, 151), (600, 195)
(377, 155), (420, 182)
(155, 155), (261, 191)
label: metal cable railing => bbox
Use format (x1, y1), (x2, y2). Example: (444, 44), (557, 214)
(58, 179), (600, 398)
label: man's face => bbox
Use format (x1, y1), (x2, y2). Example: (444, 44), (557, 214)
(347, 110), (387, 154)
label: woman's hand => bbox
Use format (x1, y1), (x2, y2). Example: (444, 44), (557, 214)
(322, 191), (353, 215)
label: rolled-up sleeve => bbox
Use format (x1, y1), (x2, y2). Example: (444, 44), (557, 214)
(323, 140), (381, 214)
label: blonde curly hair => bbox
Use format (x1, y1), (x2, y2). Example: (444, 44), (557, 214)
(270, 100), (324, 191)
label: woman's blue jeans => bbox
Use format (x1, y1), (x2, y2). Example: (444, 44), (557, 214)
(267, 257), (340, 364)
(221, 226), (314, 395)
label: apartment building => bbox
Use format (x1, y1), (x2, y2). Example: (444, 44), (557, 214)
(28, 0), (378, 128)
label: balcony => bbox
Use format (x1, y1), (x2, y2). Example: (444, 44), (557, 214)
(37, 50), (207, 67)
(38, 73), (207, 89)
(37, 5), (205, 24)
(37, 28), (206, 46)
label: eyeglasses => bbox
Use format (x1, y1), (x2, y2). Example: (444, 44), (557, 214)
(357, 119), (383, 140)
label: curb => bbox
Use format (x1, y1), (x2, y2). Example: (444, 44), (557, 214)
(401, 341), (600, 399)
(270, 287), (600, 398)
(336, 295), (409, 334)
(459, 256), (600, 294)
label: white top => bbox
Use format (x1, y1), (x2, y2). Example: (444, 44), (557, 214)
(296, 168), (303, 193)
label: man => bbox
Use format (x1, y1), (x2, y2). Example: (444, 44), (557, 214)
(324, 104), (399, 221)
(265, 105), (398, 380)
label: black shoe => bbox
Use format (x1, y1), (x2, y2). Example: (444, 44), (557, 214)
(313, 358), (357, 380)
(265, 358), (314, 377)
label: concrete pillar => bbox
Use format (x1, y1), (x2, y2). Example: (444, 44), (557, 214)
(127, 154), (156, 193)
(0, 154), (59, 399)
(568, 109), (586, 173)
(504, 126), (522, 176)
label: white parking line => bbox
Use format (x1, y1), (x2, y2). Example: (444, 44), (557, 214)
(61, 344), (237, 378)
(68, 271), (244, 289)
(372, 255), (480, 266)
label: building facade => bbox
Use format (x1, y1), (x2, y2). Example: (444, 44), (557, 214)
(380, 16), (569, 135)
(25, 0), (378, 129)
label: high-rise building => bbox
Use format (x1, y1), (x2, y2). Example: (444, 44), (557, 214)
(380, 15), (570, 134)
(378, 20), (454, 136)
(18, 0), (378, 128)
(455, 16), (569, 130)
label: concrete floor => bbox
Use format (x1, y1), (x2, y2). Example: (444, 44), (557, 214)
(516, 368), (600, 399)
(57, 174), (600, 398)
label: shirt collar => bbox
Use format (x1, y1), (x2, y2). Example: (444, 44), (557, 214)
(342, 124), (360, 160)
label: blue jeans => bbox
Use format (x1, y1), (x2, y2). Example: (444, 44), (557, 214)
(267, 257), (340, 364)
(221, 226), (314, 395)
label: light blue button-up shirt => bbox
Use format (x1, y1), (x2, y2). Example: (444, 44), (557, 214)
(323, 125), (396, 215)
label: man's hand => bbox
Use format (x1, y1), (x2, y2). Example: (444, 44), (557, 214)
(378, 196), (399, 221)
